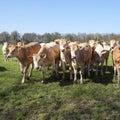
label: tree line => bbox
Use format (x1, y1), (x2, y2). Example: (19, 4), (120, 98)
(0, 31), (120, 44)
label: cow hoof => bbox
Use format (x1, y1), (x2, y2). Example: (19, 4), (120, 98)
(41, 80), (45, 84)
(21, 81), (25, 84)
(26, 77), (30, 80)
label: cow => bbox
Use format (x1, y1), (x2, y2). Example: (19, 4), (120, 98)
(69, 42), (92, 84)
(109, 39), (119, 66)
(55, 39), (73, 81)
(2, 42), (9, 62)
(33, 42), (60, 83)
(91, 41), (110, 76)
(112, 45), (120, 88)
(7, 42), (41, 84)
(110, 39), (119, 51)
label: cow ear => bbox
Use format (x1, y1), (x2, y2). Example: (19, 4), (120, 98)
(67, 40), (71, 44)
(65, 46), (70, 50)
(16, 45), (20, 49)
(54, 39), (60, 44)
(41, 53), (46, 59)
(78, 45), (83, 50)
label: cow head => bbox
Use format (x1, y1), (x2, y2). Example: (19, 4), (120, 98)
(55, 39), (70, 53)
(69, 43), (78, 63)
(33, 53), (46, 69)
(7, 45), (19, 58)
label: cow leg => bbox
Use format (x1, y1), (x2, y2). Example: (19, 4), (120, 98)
(117, 67), (120, 88)
(79, 67), (84, 84)
(73, 67), (77, 84)
(28, 63), (33, 79)
(41, 67), (46, 83)
(87, 63), (91, 77)
(21, 65), (29, 84)
(4, 55), (8, 62)
(100, 61), (104, 76)
(105, 57), (108, 72)
(113, 66), (117, 81)
(69, 64), (73, 80)
(19, 63), (24, 73)
(61, 61), (66, 80)
(53, 61), (59, 79)
(95, 63), (99, 76)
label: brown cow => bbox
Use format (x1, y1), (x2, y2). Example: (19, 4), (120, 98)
(91, 41), (110, 76)
(33, 42), (60, 83)
(7, 42), (41, 83)
(69, 42), (92, 84)
(112, 45), (120, 88)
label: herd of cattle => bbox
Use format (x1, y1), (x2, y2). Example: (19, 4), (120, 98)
(1, 39), (120, 88)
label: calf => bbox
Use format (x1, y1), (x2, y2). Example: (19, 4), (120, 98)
(7, 42), (41, 83)
(33, 42), (60, 83)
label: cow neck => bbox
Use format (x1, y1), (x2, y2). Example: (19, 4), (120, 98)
(17, 47), (27, 64)
(95, 44), (104, 57)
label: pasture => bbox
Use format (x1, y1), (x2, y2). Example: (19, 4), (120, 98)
(0, 45), (120, 120)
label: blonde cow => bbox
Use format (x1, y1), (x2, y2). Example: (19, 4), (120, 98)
(7, 42), (41, 83)
(33, 42), (60, 83)
(112, 45), (120, 88)
(55, 39), (73, 81)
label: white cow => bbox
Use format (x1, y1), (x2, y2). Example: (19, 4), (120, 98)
(2, 42), (9, 62)
(55, 39), (73, 81)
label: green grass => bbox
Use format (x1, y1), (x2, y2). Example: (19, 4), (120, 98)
(0, 45), (120, 120)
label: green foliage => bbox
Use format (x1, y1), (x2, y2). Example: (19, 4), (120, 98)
(0, 45), (120, 120)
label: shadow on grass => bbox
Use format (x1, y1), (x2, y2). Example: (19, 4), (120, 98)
(90, 66), (114, 85)
(29, 65), (114, 86)
(0, 66), (7, 72)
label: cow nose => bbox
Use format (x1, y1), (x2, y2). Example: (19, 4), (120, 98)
(36, 67), (39, 70)
(7, 54), (11, 58)
(61, 49), (65, 52)
(72, 56), (76, 59)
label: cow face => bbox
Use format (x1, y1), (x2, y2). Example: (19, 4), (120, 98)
(70, 43), (78, 65)
(33, 54), (40, 69)
(33, 53), (46, 69)
(55, 39), (70, 53)
(7, 45), (18, 58)
(100, 41), (110, 51)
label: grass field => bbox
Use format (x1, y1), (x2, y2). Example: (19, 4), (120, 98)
(0, 45), (120, 120)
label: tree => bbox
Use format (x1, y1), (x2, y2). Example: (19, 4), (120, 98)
(51, 32), (62, 41)
(42, 33), (52, 43)
(22, 33), (38, 43)
(10, 31), (21, 43)
(0, 31), (10, 43)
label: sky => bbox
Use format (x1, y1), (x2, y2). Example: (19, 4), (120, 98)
(0, 0), (120, 35)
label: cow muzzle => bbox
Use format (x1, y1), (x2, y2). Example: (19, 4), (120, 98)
(7, 54), (12, 58)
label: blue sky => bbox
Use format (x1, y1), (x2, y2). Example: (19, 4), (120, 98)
(0, 0), (120, 34)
